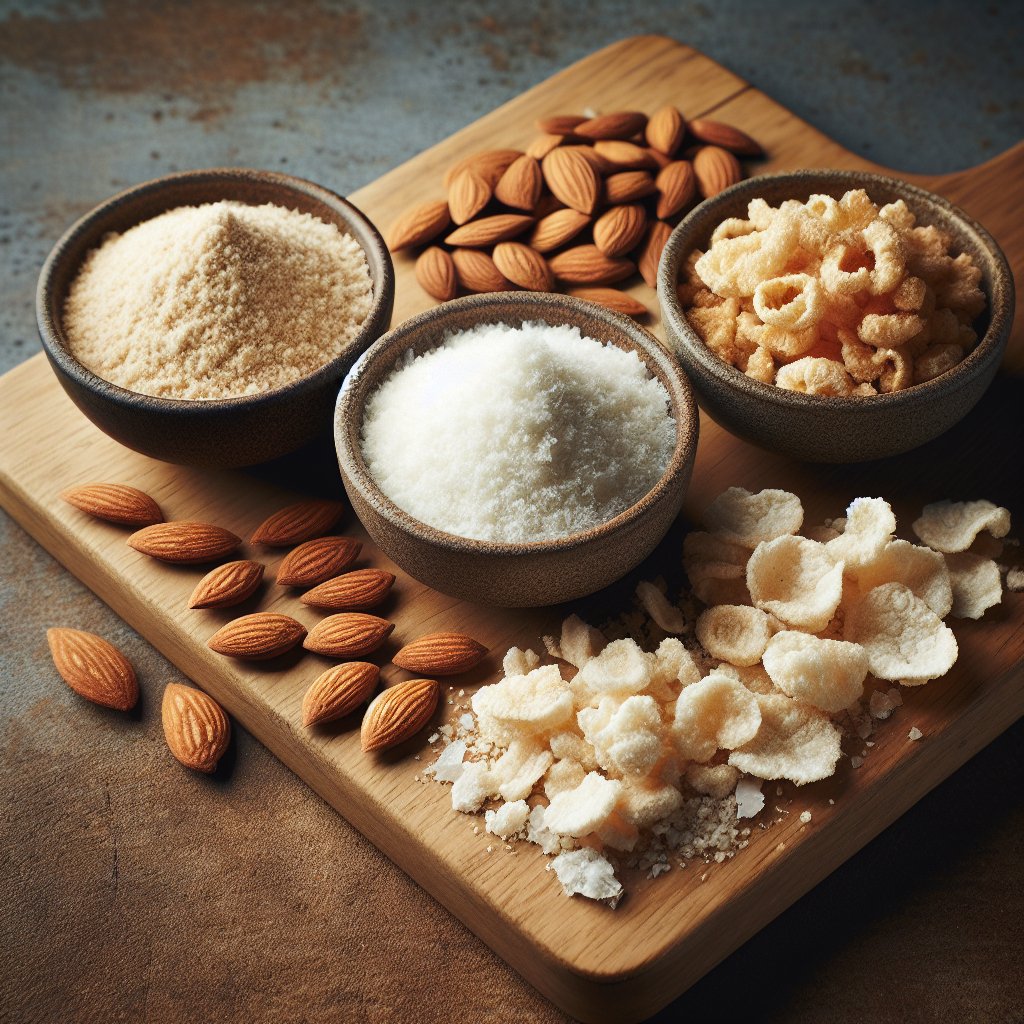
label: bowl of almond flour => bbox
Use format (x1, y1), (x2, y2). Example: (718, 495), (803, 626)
(37, 169), (394, 467)
(335, 293), (699, 607)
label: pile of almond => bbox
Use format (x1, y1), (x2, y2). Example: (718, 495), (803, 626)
(51, 482), (490, 770)
(389, 107), (764, 317)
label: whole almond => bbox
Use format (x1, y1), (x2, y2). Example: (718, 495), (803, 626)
(575, 110), (647, 141)
(392, 632), (488, 676)
(638, 220), (673, 289)
(645, 105), (686, 156)
(526, 133), (563, 160)
(208, 613), (307, 660)
(592, 140), (656, 171)
(189, 560), (265, 609)
(593, 204), (647, 258)
(387, 200), (450, 252)
(443, 149), (521, 189)
(447, 167), (492, 225)
(415, 246), (458, 302)
(302, 662), (380, 727)
(537, 114), (586, 135)
(162, 683), (229, 773)
(541, 147), (601, 214)
(128, 521), (241, 564)
(655, 160), (697, 219)
(276, 536), (362, 587)
(60, 483), (163, 527)
(301, 568), (396, 611)
(688, 118), (763, 157)
(445, 214), (534, 248)
(451, 248), (511, 293)
(693, 145), (743, 198)
(528, 208), (590, 253)
(494, 155), (543, 211)
(492, 241), (553, 291)
(303, 613), (394, 658)
(250, 500), (346, 547)
(361, 678), (440, 753)
(548, 245), (635, 286)
(568, 287), (649, 318)
(46, 628), (138, 711)
(603, 170), (656, 204)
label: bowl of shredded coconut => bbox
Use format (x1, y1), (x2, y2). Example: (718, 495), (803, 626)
(37, 168), (394, 467)
(335, 293), (699, 606)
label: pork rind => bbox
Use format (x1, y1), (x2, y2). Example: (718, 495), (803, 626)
(683, 529), (751, 605)
(472, 665), (574, 743)
(671, 671), (762, 762)
(944, 552), (1003, 620)
(619, 779), (684, 830)
(651, 637), (702, 692)
(856, 539), (952, 617)
(578, 695), (665, 776)
(761, 631), (868, 713)
(573, 638), (654, 701)
(728, 693), (842, 785)
(543, 772), (622, 838)
(753, 273), (824, 330)
(702, 486), (804, 548)
(843, 582), (958, 683)
(635, 582), (686, 634)
(502, 646), (540, 678)
(684, 763), (741, 799)
(695, 604), (774, 666)
(544, 758), (587, 800)
(912, 499), (1012, 554)
(775, 356), (855, 396)
(747, 535), (845, 632)
(825, 497), (897, 572)
(491, 738), (554, 801)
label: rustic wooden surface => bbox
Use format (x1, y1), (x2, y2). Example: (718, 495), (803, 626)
(1, 37), (1021, 1024)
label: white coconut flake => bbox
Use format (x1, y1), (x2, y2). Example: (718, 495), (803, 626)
(734, 777), (765, 819)
(423, 739), (466, 783)
(550, 847), (623, 907)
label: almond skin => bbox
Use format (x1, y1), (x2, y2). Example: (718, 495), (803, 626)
(592, 140), (657, 171)
(301, 568), (396, 611)
(189, 560), (265, 609)
(443, 149), (521, 189)
(162, 683), (229, 773)
(250, 500), (346, 547)
(645, 105), (686, 156)
(303, 613), (394, 658)
(567, 288), (649, 318)
(592, 204), (647, 258)
(387, 200), (451, 252)
(603, 170), (656, 204)
(276, 536), (362, 587)
(541, 147), (601, 215)
(693, 145), (743, 198)
(451, 248), (511, 293)
(415, 247), (458, 302)
(447, 167), (492, 225)
(574, 110), (647, 141)
(445, 214), (534, 248)
(128, 521), (241, 564)
(60, 483), (163, 527)
(548, 245), (635, 286)
(392, 632), (488, 676)
(537, 114), (586, 135)
(46, 628), (138, 711)
(492, 241), (553, 291)
(688, 118), (763, 157)
(361, 678), (440, 753)
(638, 220), (673, 289)
(208, 613), (307, 660)
(494, 154), (543, 211)
(655, 160), (697, 219)
(528, 208), (590, 253)
(302, 662), (380, 727)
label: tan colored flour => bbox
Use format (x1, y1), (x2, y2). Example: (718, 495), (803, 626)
(64, 200), (373, 400)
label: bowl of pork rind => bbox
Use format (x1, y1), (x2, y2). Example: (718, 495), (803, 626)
(658, 170), (1013, 462)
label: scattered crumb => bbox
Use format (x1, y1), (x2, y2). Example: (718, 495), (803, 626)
(799, 810), (812, 824)
(851, 756), (864, 769)
(908, 726), (924, 741)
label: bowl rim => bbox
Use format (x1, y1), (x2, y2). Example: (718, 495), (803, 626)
(657, 169), (1014, 413)
(36, 167), (395, 414)
(335, 291), (699, 557)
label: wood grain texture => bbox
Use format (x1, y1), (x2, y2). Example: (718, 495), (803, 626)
(0, 36), (1021, 1024)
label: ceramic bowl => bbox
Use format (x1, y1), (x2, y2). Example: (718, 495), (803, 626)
(37, 168), (394, 468)
(658, 170), (1014, 463)
(335, 293), (699, 608)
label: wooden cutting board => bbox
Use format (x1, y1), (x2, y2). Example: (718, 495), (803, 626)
(2, 36), (1022, 1024)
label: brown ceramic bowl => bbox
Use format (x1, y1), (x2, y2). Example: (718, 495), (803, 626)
(37, 168), (394, 468)
(335, 293), (699, 607)
(658, 170), (1014, 463)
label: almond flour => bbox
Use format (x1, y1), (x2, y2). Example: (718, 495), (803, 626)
(64, 200), (373, 400)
